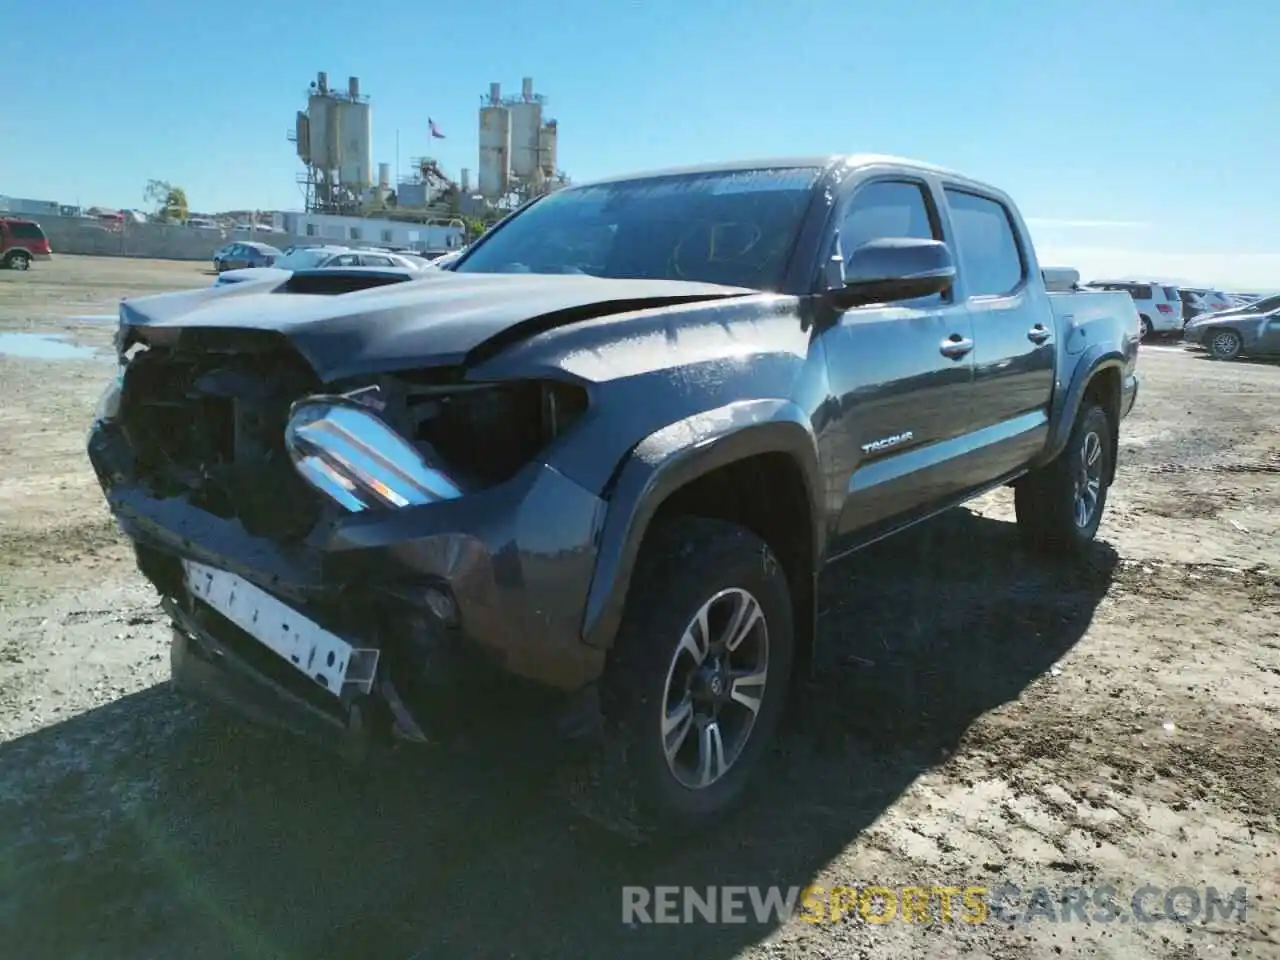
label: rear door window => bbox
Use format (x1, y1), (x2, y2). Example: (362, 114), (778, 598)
(1129, 284), (1153, 299)
(942, 188), (1026, 297)
(8, 222), (46, 240)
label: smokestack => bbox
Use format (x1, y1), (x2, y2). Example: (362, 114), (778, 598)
(522, 77), (533, 101)
(349, 76), (360, 98)
(378, 163), (390, 189)
(460, 168), (471, 192)
(317, 71), (328, 93)
(489, 82), (501, 104)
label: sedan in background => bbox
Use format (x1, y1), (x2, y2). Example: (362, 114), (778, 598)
(213, 241), (282, 273)
(213, 246), (435, 286)
(1183, 292), (1280, 360)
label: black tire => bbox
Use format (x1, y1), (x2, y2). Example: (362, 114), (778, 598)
(4, 251), (31, 271)
(1207, 328), (1243, 361)
(568, 517), (794, 841)
(1138, 315), (1152, 340)
(1015, 403), (1112, 558)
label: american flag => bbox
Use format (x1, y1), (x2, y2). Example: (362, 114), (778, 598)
(429, 118), (445, 139)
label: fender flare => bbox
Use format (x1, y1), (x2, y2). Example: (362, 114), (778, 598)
(580, 398), (824, 650)
(1034, 345), (1126, 473)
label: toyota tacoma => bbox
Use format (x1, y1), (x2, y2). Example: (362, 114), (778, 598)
(87, 156), (1141, 837)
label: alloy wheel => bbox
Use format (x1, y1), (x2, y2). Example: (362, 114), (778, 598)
(1210, 330), (1240, 360)
(1074, 430), (1104, 529)
(660, 587), (769, 790)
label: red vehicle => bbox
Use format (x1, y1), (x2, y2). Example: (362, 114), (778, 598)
(1, 218), (53, 270)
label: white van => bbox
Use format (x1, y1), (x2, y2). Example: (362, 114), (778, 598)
(1085, 280), (1183, 339)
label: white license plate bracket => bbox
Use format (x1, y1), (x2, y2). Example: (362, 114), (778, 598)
(182, 560), (378, 698)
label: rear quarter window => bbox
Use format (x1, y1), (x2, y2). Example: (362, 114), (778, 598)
(1162, 286), (1181, 301)
(8, 222), (46, 240)
(942, 189), (1026, 297)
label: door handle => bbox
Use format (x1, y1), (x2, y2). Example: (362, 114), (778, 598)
(1027, 324), (1052, 344)
(939, 334), (973, 359)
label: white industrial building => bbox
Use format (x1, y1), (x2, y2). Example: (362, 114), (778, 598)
(270, 211), (465, 252)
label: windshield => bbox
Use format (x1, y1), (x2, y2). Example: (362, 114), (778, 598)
(454, 167), (821, 289)
(275, 248), (339, 270)
(1243, 293), (1280, 313)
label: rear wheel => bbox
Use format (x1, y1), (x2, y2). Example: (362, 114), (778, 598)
(4, 251), (31, 271)
(1015, 403), (1112, 558)
(1207, 328), (1243, 361)
(568, 518), (794, 841)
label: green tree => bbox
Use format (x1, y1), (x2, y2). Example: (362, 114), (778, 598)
(463, 216), (489, 242)
(162, 186), (189, 223)
(143, 180), (190, 222)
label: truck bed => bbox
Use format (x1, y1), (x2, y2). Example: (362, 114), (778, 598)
(1048, 286), (1141, 354)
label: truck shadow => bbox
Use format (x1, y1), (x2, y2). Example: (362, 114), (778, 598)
(0, 506), (1117, 960)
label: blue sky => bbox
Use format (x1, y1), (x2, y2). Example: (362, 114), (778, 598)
(3, 0), (1277, 288)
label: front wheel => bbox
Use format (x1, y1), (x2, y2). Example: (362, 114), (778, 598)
(4, 251), (31, 271)
(1207, 328), (1243, 361)
(1015, 403), (1112, 558)
(569, 518), (794, 840)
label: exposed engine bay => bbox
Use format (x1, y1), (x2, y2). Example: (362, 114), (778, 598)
(113, 335), (588, 543)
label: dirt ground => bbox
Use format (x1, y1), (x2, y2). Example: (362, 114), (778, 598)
(0, 255), (1276, 959)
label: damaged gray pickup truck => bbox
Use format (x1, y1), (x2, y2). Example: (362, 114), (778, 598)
(88, 156), (1140, 838)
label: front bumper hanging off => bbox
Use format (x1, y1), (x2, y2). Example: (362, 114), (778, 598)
(87, 417), (611, 754)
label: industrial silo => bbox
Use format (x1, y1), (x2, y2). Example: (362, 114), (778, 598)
(478, 83), (511, 199)
(335, 76), (372, 189)
(508, 77), (542, 180)
(307, 82), (333, 173)
(538, 120), (558, 176)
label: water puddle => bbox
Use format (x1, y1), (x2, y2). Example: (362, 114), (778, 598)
(0, 333), (99, 360)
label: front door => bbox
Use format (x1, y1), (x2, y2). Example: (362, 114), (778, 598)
(817, 177), (976, 548)
(941, 187), (1057, 481)
(1258, 312), (1280, 355)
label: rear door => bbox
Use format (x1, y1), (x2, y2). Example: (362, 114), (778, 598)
(819, 177), (977, 544)
(1160, 285), (1183, 328)
(940, 186), (1055, 480)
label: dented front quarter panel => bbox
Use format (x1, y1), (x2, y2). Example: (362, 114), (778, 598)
(467, 293), (825, 495)
(467, 293), (830, 651)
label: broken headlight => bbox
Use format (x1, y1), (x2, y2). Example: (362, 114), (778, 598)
(284, 398), (462, 513)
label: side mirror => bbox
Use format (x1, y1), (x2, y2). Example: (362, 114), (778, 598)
(831, 237), (956, 308)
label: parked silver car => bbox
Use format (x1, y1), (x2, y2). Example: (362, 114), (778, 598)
(212, 241), (282, 273)
(1182, 292), (1280, 360)
(212, 246), (434, 286)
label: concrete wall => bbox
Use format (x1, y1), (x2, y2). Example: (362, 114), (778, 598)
(35, 216), (307, 262)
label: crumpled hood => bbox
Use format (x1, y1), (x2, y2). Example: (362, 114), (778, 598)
(119, 271), (754, 382)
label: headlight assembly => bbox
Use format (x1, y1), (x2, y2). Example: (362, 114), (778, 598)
(284, 398), (463, 513)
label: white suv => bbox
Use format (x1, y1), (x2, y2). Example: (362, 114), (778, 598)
(1086, 280), (1183, 339)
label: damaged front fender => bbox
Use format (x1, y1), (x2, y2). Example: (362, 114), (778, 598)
(580, 399), (824, 651)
